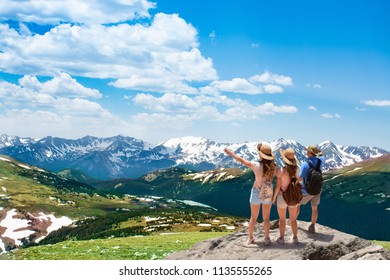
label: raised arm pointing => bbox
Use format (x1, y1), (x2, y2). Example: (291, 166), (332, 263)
(224, 148), (252, 168)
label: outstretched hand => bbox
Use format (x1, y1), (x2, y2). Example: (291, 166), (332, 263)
(224, 148), (233, 156)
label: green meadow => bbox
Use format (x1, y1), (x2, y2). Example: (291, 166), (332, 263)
(1, 232), (229, 260)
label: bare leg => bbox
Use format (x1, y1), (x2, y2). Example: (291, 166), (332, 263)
(262, 203), (272, 239)
(288, 206), (299, 238)
(311, 205), (318, 225)
(277, 206), (287, 239)
(248, 204), (261, 239)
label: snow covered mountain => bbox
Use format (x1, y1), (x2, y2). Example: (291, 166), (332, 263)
(0, 134), (387, 179)
(0, 134), (36, 148)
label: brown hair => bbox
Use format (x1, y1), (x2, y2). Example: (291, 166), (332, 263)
(262, 158), (276, 180)
(257, 143), (276, 179)
(285, 163), (297, 179)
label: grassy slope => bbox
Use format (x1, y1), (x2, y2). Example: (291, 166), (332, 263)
(1, 232), (229, 260)
(0, 156), (244, 260)
(0, 155), (150, 218)
(374, 241), (390, 251)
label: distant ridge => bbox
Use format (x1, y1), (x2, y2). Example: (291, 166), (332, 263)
(0, 134), (387, 180)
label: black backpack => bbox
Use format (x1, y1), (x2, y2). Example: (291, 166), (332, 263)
(305, 159), (323, 195)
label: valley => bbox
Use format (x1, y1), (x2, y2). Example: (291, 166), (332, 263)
(0, 146), (388, 259)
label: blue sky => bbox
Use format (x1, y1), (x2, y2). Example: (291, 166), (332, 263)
(0, 0), (389, 149)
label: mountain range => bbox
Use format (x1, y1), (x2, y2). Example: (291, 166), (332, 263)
(0, 134), (388, 180)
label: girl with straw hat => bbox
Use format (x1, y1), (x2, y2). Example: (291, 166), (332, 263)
(224, 143), (277, 246)
(272, 148), (301, 244)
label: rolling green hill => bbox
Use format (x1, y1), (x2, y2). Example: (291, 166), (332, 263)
(93, 167), (254, 219)
(0, 155), (144, 217)
(0, 155), (245, 258)
(57, 168), (101, 186)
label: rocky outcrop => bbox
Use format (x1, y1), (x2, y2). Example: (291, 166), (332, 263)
(165, 220), (390, 260)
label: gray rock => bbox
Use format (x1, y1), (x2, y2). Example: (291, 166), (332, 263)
(164, 220), (390, 260)
(339, 244), (390, 260)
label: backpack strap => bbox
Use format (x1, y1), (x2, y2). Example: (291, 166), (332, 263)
(315, 158), (321, 171)
(306, 159), (313, 168)
(304, 160), (312, 184)
(307, 159), (321, 171)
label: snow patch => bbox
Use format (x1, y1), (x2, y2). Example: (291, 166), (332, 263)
(192, 173), (205, 180)
(346, 167), (363, 174)
(202, 173), (213, 184)
(33, 213), (73, 242)
(197, 223), (212, 227)
(324, 174), (342, 182)
(139, 197), (155, 202)
(18, 164), (31, 170)
(179, 200), (217, 210)
(1, 209), (35, 246)
(216, 172), (227, 181)
(144, 216), (165, 222)
(0, 157), (10, 162)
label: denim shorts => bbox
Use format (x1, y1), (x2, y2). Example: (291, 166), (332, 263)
(249, 187), (272, 205)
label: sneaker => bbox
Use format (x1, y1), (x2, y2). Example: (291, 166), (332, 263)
(293, 236), (299, 244)
(264, 237), (271, 246)
(276, 237), (285, 245)
(308, 224), (315, 234)
(247, 237), (255, 245)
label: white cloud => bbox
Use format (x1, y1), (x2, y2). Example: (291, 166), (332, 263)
(249, 70), (293, 86)
(211, 78), (262, 95)
(321, 113), (341, 119)
(134, 93), (198, 113)
(0, 0), (155, 24)
(0, 74), (118, 137)
(0, 13), (217, 93)
(0, 74), (102, 106)
(263, 84), (283, 94)
(209, 30), (216, 40)
(53, 98), (110, 117)
(41, 73), (102, 98)
(362, 100), (390, 107)
(306, 83), (322, 89)
(308, 106), (318, 111)
(131, 112), (194, 130)
(0, 73), (133, 138)
(0, 108), (129, 139)
(209, 70), (293, 95)
(355, 106), (368, 112)
(132, 92), (298, 126)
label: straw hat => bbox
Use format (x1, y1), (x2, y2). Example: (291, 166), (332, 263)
(280, 148), (298, 166)
(257, 143), (275, 160)
(305, 145), (323, 156)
